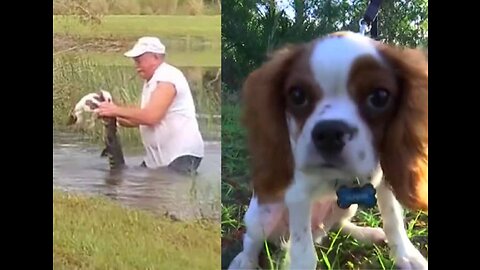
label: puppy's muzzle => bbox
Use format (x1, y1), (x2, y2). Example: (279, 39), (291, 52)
(311, 120), (357, 158)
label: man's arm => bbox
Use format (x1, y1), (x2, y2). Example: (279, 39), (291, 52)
(117, 117), (138, 127)
(115, 82), (176, 126)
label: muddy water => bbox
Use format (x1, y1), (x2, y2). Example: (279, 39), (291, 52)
(53, 131), (221, 221)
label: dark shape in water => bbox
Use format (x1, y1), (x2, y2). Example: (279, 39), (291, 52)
(100, 116), (126, 170)
(94, 91), (126, 171)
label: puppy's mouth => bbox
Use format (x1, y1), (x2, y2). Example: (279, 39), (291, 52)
(302, 158), (346, 171)
(320, 162), (338, 169)
(318, 157), (345, 169)
(334, 177), (361, 188)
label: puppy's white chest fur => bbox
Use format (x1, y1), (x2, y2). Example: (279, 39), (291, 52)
(244, 196), (338, 245)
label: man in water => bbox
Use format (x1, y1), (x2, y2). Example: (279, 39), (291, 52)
(97, 36), (204, 174)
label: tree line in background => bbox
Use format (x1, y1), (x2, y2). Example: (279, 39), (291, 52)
(54, 0), (221, 16)
(222, 0), (428, 94)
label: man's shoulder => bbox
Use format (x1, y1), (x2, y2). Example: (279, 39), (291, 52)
(157, 62), (182, 74)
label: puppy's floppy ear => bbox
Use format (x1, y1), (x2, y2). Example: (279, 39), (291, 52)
(95, 91), (105, 102)
(378, 44), (428, 211)
(66, 112), (77, 125)
(85, 100), (99, 110)
(241, 44), (304, 203)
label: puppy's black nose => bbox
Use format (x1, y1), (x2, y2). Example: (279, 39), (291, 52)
(312, 120), (356, 155)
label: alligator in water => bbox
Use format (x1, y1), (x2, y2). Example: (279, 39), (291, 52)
(67, 90), (126, 171)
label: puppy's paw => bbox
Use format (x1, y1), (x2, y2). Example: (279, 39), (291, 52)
(288, 259), (317, 270)
(342, 223), (387, 245)
(288, 251), (317, 270)
(228, 252), (259, 270)
(361, 227), (387, 245)
(394, 243), (427, 270)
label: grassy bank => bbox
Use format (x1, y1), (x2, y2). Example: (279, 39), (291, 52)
(53, 190), (220, 269)
(220, 101), (428, 269)
(53, 15), (221, 67)
(53, 0), (220, 16)
(59, 50), (220, 68)
(53, 14), (221, 145)
(54, 15), (221, 44)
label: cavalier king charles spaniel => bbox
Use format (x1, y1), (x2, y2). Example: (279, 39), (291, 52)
(67, 90), (113, 128)
(228, 31), (428, 270)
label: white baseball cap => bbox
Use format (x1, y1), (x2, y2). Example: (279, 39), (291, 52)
(124, 36), (166, 58)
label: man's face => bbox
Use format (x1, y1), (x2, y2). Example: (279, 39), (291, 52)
(133, 53), (160, 80)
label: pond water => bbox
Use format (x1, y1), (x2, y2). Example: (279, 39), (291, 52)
(54, 34), (222, 221)
(53, 131), (221, 222)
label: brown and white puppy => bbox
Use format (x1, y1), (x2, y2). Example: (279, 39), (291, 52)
(228, 31), (428, 270)
(67, 90), (113, 128)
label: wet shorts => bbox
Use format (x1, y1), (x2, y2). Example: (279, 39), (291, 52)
(140, 155), (202, 174)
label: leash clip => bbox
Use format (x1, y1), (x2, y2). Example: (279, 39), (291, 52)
(358, 18), (371, 36)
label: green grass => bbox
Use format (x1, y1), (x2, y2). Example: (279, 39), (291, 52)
(53, 190), (221, 269)
(62, 49), (220, 68)
(54, 15), (221, 43)
(54, 0), (221, 16)
(220, 100), (428, 270)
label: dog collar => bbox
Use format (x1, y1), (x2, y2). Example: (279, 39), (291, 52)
(336, 181), (377, 209)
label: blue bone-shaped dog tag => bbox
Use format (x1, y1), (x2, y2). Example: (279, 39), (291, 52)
(336, 183), (377, 209)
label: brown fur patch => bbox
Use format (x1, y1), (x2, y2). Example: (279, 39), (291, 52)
(283, 42), (321, 132)
(348, 48), (428, 211)
(242, 42), (315, 203)
(93, 95), (103, 102)
(348, 55), (398, 150)
(85, 100), (99, 110)
(95, 91), (106, 102)
(327, 31), (352, 38)
(376, 44), (428, 211)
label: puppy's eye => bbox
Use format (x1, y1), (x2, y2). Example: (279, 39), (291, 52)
(367, 88), (390, 111)
(288, 87), (308, 107)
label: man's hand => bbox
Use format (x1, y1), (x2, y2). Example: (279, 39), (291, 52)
(96, 102), (119, 117)
(95, 82), (175, 126)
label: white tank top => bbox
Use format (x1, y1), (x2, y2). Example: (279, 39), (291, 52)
(139, 62), (204, 168)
